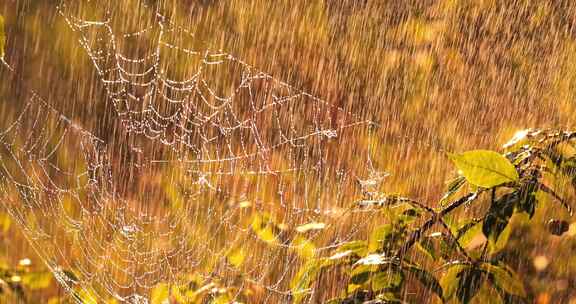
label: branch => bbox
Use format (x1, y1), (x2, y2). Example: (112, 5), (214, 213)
(398, 197), (474, 262)
(438, 219), (474, 263)
(397, 191), (479, 258)
(539, 183), (574, 216)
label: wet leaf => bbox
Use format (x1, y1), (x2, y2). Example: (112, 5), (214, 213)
(355, 254), (397, 266)
(369, 224), (392, 252)
(455, 268), (484, 304)
(482, 263), (526, 298)
(404, 264), (443, 299)
(489, 223), (512, 254)
(371, 270), (404, 291)
(440, 176), (466, 206)
(503, 129), (532, 150)
(449, 150), (519, 188)
(328, 250), (355, 262)
(440, 263), (468, 301)
(416, 236), (438, 260)
(483, 192), (516, 247)
(471, 281), (504, 304)
(337, 240), (368, 255)
(350, 264), (374, 285)
(295, 222), (326, 233)
(454, 219), (483, 249)
(376, 292), (403, 303)
(329, 241), (367, 264)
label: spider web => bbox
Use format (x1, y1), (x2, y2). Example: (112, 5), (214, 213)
(0, 2), (383, 303)
(60, 2), (370, 174)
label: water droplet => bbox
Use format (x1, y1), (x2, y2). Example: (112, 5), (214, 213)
(321, 129), (338, 139)
(121, 224), (139, 238)
(126, 294), (149, 304)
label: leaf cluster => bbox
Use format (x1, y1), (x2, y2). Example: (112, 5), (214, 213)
(292, 129), (576, 304)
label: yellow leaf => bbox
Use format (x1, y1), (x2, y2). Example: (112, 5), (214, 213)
(449, 150), (519, 188)
(291, 236), (316, 259)
(151, 283), (170, 304)
(227, 247), (246, 268)
(295, 222), (326, 233)
(251, 213), (279, 244)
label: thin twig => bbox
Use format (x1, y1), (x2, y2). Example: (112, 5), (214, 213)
(397, 191), (480, 258)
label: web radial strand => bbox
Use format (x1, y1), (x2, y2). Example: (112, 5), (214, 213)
(0, 2), (383, 303)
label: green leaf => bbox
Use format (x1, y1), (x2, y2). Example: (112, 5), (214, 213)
(482, 192), (516, 247)
(404, 265), (443, 299)
(440, 263), (469, 301)
(371, 270), (404, 291)
(489, 222), (512, 254)
(440, 176), (467, 206)
(369, 224), (393, 252)
(449, 150), (519, 188)
(336, 241), (368, 257)
(482, 263), (526, 298)
(350, 264), (373, 285)
(416, 236), (438, 260)
(328, 241), (367, 264)
(455, 268), (485, 304)
(454, 219), (484, 249)
(471, 281), (504, 304)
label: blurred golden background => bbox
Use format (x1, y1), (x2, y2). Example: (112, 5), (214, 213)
(0, 0), (575, 303)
